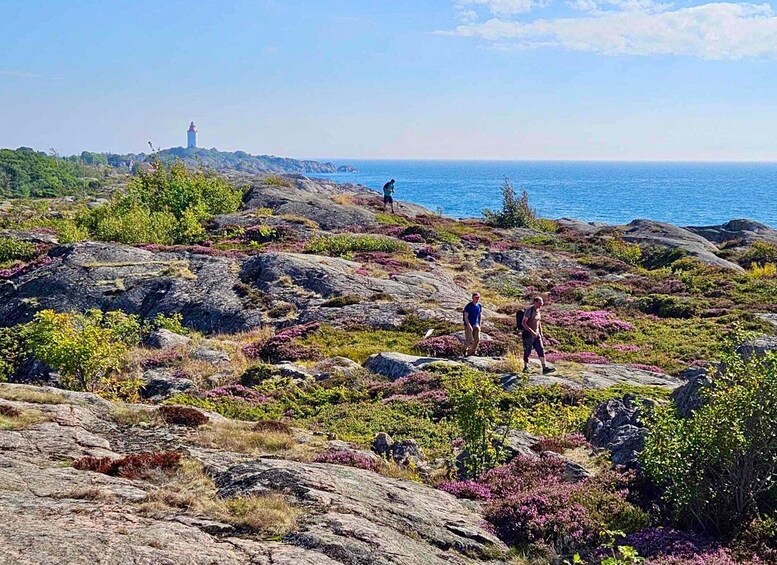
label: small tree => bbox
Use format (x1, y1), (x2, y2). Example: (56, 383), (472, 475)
(641, 335), (777, 537)
(443, 366), (502, 477)
(25, 309), (141, 392)
(483, 177), (538, 229)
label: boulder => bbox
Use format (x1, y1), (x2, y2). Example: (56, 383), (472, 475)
(364, 352), (457, 380)
(492, 427), (539, 460)
(0, 242), (264, 334)
(620, 219), (742, 271)
(484, 247), (582, 276)
(685, 219), (777, 247)
(671, 367), (712, 418)
(144, 328), (192, 350)
(738, 335), (777, 361)
(191, 345), (231, 366)
(528, 363), (682, 390)
(313, 356), (364, 381)
(140, 369), (197, 401)
(586, 395), (652, 469)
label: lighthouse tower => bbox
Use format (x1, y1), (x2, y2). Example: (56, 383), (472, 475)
(187, 122), (197, 149)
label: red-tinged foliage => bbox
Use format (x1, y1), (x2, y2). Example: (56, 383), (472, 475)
(158, 405), (209, 427)
(73, 451), (181, 480)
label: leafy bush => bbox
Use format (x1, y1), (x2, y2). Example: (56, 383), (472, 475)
(443, 366), (502, 476)
(82, 161), (242, 244)
(321, 294), (361, 308)
(641, 340), (777, 537)
(25, 309), (141, 391)
(73, 451), (181, 480)
(740, 241), (777, 268)
(0, 327), (28, 382)
(242, 322), (322, 362)
(640, 245), (688, 270)
(604, 238), (642, 266)
(415, 335), (464, 357)
(483, 178), (541, 229)
(146, 312), (190, 335)
(635, 294), (700, 318)
(158, 405), (209, 427)
(748, 262), (777, 279)
(0, 237), (38, 265)
(304, 234), (410, 257)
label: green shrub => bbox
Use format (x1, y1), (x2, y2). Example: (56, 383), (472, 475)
(641, 339), (777, 536)
(24, 309), (141, 391)
(81, 161), (242, 245)
(303, 234), (410, 257)
(442, 365), (502, 476)
(741, 242), (777, 268)
(0, 237), (38, 265)
(640, 245), (687, 270)
(146, 313), (191, 336)
(0, 327), (28, 382)
(635, 294), (701, 318)
(604, 238), (642, 266)
(483, 178), (540, 229)
(0, 148), (87, 198)
(321, 294), (361, 308)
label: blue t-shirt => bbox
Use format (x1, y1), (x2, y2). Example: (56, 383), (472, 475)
(464, 302), (482, 326)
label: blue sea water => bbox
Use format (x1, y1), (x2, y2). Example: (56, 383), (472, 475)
(314, 160), (777, 228)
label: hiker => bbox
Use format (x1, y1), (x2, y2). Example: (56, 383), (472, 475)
(519, 296), (555, 374)
(382, 179), (395, 213)
(463, 292), (482, 356)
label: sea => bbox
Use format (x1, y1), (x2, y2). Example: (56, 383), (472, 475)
(313, 160), (777, 228)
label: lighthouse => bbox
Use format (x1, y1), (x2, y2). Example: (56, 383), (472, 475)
(187, 122), (197, 149)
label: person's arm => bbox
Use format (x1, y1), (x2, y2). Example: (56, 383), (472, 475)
(477, 307), (482, 326)
(463, 308), (472, 329)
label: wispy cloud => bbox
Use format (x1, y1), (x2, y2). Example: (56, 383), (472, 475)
(441, 1), (777, 60)
(0, 70), (47, 79)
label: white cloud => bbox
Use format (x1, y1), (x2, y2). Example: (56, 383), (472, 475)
(442, 2), (777, 59)
(456, 0), (541, 18)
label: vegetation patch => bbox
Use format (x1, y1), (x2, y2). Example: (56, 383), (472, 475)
(73, 451), (181, 480)
(158, 405), (209, 427)
(304, 234), (410, 257)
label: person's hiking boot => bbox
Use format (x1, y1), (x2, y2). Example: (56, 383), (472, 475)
(542, 366), (557, 375)
(522, 365), (530, 374)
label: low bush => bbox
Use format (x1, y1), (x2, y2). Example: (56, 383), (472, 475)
(640, 245), (688, 270)
(483, 178), (543, 230)
(159, 405), (209, 427)
(24, 309), (141, 392)
(253, 419), (292, 434)
(740, 241), (777, 268)
(242, 322), (322, 362)
(635, 294), (701, 318)
(321, 294), (361, 308)
(313, 450), (378, 471)
(304, 234), (410, 257)
(415, 335), (463, 357)
(73, 451), (181, 480)
(0, 237), (38, 265)
(641, 340), (777, 537)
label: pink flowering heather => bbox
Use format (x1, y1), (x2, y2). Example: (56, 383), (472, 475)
(545, 351), (610, 365)
(202, 384), (269, 404)
(548, 309), (634, 332)
(621, 528), (742, 565)
(415, 335), (464, 358)
(416, 245), (440, 259)
(533, 433), (588, 454)
(0, 254), (53, 278)
(401, 233), (425, 243)
(242, 322), (321, 362)
(438, 480), (493, 500)
(549, 280), (587, 299)
(313, 450), (378, 472)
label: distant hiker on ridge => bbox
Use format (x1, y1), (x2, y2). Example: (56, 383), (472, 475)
(382, 179), (396, 213)
(519, 296), (555, 375)
(463, 292), (482, 357)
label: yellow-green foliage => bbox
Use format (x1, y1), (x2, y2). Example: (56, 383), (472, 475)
(304, 234), (411, 257)
(82, 161), (242, 244)
(604, 238), (642, 266)
(262, 174), (294, 188)
(24, 309), (141, 392)
(0, 237), (38, 265)
(301, 325), (418, 362)
(749, 262), (777, 279)
(375, 213), (412, 226)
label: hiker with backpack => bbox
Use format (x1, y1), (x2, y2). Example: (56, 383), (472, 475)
(518, 296), (555, 375)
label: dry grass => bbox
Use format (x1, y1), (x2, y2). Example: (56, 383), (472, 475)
(110, 403), (161, 426)
(192, 421), (295, 454)
(226, 495), (299, 535)
(331, 194), (355, 206)
(0, 408), (45, 430)
(141, 458), (299, 537)
(278, 214), (319, 229)
(0, 385), (70, 405)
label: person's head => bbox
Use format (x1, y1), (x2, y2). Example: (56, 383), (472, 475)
(471, 292), (480, 304)
(390, 179), (395, 184)
(533, 296), (544, 310)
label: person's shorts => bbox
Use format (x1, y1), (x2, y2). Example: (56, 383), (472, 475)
(383, 195), (393, 204)
(523, 333), (545, 357)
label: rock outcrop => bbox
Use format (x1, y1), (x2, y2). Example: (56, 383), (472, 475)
(0, 383), (505, 565)
(620, 219), (743, 271)
(686, 219), (777, 247)
(586, 395), (652, 469)
(0, 242), (264, 333)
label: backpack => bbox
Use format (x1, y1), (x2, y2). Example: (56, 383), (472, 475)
(515, 308), (525, 331)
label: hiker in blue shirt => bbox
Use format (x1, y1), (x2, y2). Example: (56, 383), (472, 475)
(382, 179), (396, 213)
(463, 292), (482, 356)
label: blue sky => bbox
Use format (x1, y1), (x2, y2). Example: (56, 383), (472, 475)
(2, 0), (777, 160)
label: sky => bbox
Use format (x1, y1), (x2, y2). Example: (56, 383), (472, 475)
(2, 0), (777, 161)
